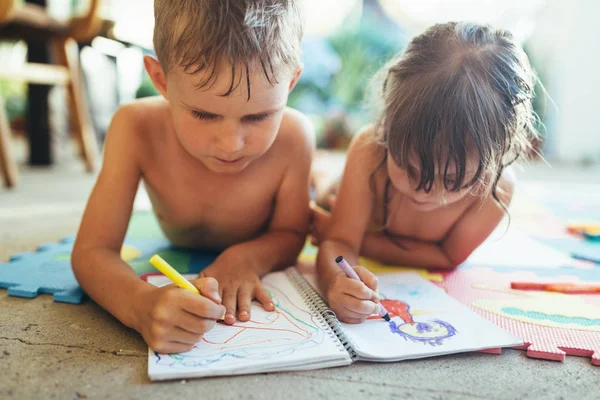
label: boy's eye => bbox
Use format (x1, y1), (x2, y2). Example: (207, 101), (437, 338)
(244, 113), (270, 122)
(191, 111), (217, 120)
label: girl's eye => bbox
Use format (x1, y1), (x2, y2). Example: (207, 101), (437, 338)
(244, 113), (270, 122)
(406, 166), (418, 180)
(191, 111), (217, 120)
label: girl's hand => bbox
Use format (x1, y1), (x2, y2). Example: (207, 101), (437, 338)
(134, 277), (226, 353)
(325, 266), (380, 324)
(200, 252), (275, 325)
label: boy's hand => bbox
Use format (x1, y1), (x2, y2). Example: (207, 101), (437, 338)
(325, 266), (380, 324)
(135, 277), (226, 354)
(200, 252), (275, 325)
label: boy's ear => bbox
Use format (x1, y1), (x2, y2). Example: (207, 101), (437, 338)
(144, 55), (168, 99)
(288, 64), (304, 93)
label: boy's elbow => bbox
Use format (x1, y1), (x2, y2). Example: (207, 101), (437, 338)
(70, 243), (91, 278)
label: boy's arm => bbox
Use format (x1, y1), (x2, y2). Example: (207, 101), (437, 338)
(71, 105), (150, 330)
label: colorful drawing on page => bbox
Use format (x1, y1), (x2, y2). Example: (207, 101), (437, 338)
(153, 283), (326, 369)
(367, 299), (457, 346)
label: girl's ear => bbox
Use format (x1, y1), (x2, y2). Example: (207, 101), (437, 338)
(144, 55), (168, 99)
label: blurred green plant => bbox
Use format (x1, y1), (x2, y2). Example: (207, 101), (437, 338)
(288, 2), (406, 148)
(0, 80), (27, 122)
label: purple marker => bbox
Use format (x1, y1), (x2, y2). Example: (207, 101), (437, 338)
(335, 255), (390, 322)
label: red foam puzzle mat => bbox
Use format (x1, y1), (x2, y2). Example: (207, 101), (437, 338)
(439, 265), (600, 365)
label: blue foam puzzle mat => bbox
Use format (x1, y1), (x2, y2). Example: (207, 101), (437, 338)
(0, 212), (219, 304)
(543, 238), (600, 264)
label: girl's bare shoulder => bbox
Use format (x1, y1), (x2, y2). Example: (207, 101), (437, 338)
(346, 125), (386, 168)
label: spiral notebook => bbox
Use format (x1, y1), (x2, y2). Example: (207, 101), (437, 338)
(146, 268), (522, 381)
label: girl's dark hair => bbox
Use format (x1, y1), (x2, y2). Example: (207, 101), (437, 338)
(370, 21), (539, 223)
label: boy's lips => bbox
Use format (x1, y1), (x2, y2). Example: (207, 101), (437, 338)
(215, 157), (243, 164)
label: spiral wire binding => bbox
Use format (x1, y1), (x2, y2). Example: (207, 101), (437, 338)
(287, 268), (358, 360)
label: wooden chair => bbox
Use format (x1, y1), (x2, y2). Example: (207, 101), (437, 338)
(0, 0), (103, 188)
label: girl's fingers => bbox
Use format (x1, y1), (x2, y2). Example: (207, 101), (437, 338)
(340, 316), (365, 324)
(341, 295), (380, 316)
(340, 278), (378, 301)
(354, 266), (379, 293)
(338, 305), (372, 321)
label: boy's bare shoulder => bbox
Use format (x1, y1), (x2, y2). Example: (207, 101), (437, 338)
(272, 107), (316, 160)
(109, 96), (171, 145)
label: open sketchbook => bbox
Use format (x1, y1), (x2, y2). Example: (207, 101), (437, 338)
(146, 268), (522, 381)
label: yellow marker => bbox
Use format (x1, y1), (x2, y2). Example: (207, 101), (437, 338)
(149, 254), (200, 294)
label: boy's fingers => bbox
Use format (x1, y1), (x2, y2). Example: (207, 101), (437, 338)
(152, 342), (194, 354)
(170, 326), (204, 345)
(222, 288), (238, 325)
(237, 286), (253, 322)
(354, 267), (379, 292)
(179, 289), (225, 320)
(255, 285), (274, 311)
(176, 310), (217, 334)
(195, 277), (222, 304)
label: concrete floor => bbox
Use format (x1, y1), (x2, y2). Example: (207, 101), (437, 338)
(0, 161), (599, 400)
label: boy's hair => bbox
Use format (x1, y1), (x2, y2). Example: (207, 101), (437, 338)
(371, 22), (539, 206)
(153, 0), (303, 98)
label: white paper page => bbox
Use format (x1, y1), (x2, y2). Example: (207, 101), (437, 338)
(338, 273), (522, 361)
(147, 271), (351, 381)
(466, 226), (578, 268)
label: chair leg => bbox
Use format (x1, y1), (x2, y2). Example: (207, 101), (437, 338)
(0, 93), (18, 188)
(52, 36), (98, 172)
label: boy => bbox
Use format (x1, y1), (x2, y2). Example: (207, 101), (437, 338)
(72, 0), (313, 353)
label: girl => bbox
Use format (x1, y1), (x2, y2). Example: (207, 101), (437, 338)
(314, 22), (539, 323)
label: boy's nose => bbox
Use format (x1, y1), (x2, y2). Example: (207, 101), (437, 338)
(217, 126), (245, 154)
(218, 135), (244, 154)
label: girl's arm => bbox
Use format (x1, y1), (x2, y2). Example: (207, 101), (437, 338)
(360, 171), (514, 269)
(316, 129), (381, 323)
(441, 171), (515, 266)
(361, 234), (455, 268)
